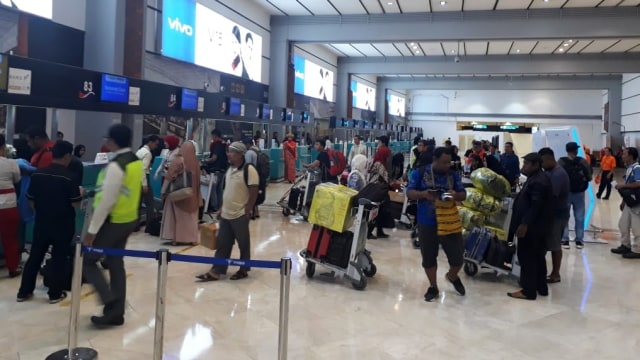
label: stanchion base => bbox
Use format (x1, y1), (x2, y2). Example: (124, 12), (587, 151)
(46, 347), (98, 360)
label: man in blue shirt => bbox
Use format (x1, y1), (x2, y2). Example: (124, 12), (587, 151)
(501, 141), (520, 189)
(612, 147), (640, 258)
(407, 147), (467, 302)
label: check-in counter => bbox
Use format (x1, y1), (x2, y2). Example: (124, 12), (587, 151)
(269, 148), (284, 180)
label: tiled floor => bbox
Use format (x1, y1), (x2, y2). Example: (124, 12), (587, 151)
(0, 182), (638, 359)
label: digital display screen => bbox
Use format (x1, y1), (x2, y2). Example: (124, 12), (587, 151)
(293, 55), (334, 102)
(261, 104), (271, 120)
(100, 74), (129, 103)
(162, 0), (263, 82)
(350, 80), (376, 111)
(387, 94), (406, 117)
(229, 97), (241, 116)
(181, 88), (198, 110)
(301, 111), (309, 123)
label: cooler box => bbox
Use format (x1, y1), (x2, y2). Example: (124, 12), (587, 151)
(308, 183), (358, 233)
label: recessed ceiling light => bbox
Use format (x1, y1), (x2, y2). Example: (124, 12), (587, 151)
(451, 50), (455, 53)
(559, 48), (564, 52)
(568, 40), (573, 43)
(544, 0), (549, 2)
(410, 42), (415, 46)
(415, 50), (421, 54)
(412, 46), (418, 49)
(564, 43), (569, 47)
(516, 49), (521, 53)
(440, 1), (447, 5)
(387, 1), (393, 5)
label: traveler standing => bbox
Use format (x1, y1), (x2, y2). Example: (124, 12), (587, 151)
(196, 142), (259, 282)
(25, 127), (55, 169)
(347, 154), (368, 191)
(136, 135), (161, 228)
(507, 153), (553, 300)
(0, 134), (22, 278)
(17, 141), (81, 303)
(406, 147), (467, 302)
(283, 133), (297, 183)
(611, 147), (640, 259)
(303, 139), (334, 183)
(500, 142), (520, 190)
(596, 147), (616, 200)
(348, 135), (367, 166)
(83, 124), (142, 327)
(559, 142), (592, 249)
(204, 129), (228, 212)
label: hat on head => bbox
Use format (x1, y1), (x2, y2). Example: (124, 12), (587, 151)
(566, 142), (579, 153)
(522, 152), (542, 164)
(229, 141), (246, 154)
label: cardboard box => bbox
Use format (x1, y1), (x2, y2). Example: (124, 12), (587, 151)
(388, 190), (404, 204)
(199, 223), (218, 250)
(308, 183), (358, 233)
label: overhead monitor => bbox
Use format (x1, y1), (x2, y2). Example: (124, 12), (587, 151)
(293, 55), (334, 102)
(180, 88), (198, 110)
(387, 94), (406, 117)
(100, 74), (129, 104)
(350, 80), (375, 111)
(162, 0), (263, 82)
(260, 104), (271, 120)
(228, 97), (242, 116)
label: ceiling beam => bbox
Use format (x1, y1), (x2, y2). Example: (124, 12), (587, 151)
(271, 7), (640, 42)
(337, 53), (640, 75)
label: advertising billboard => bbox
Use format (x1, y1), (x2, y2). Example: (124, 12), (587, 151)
(293, 55), (334, 102)
(162, 0), (263, 82)
(0, 0), (52, 19)
(387, 94), (405, 117)
(350, 80), (375, 111)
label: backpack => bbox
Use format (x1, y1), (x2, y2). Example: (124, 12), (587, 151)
(327, 149), (346, 177)
(560, 157), (589, 193)
(248, 148), (270, 184)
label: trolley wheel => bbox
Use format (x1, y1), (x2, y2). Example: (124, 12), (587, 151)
(282, 208), (291, 217)
(464, 261), (478, 276)
(351, 276), (367, 290)
(305, 262), (315, 278)
(363, 263), (377, 278)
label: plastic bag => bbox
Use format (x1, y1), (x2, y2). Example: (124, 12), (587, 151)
(463, 188), (502, 215)
(458, 206), (485, 230)
(470, 167), (511, 199)
(485, 224), (507, 241)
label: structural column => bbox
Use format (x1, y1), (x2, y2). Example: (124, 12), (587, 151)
(269, 26), (290, 108)
(607, 82), (623, 150)
(375, 78), (386, 124)
(335, 67), (350, 120)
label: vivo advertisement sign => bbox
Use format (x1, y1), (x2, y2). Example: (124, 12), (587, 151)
(293, 55), (334, 102)
(350, 80), (376, 111)
(387, 94), (406, 117)
(162, 0), (263, 82)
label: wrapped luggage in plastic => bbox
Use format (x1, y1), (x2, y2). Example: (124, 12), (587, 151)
(308, 183), (358, 233)
(485, 224), (507, 241)
(462, 188), (502, 215)
(458, 206), (485, 230)
(470, 167), (511, 199)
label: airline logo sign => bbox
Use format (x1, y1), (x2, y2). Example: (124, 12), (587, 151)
(162, 0), (196, 63)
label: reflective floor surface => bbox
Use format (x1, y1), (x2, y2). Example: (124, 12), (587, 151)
(0, 182), (638, 359)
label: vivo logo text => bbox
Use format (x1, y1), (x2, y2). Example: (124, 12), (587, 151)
(167, 17), (193, 36)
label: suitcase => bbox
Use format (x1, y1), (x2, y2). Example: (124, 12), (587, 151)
(326, 231), (353, 269)
(288, 188), (302, 211)
(145, 215), (162, 236)
(464, 227), (492, 262)
(485, 238), (515, 268)
(306, 225), (331, 260)
(199, 223), (218, 250)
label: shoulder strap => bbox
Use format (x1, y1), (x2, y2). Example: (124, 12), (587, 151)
(243, 163), (258, 187)
(113, 151), (139, 171)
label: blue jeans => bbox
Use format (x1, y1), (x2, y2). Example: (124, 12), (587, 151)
(563, 192), (585, 242)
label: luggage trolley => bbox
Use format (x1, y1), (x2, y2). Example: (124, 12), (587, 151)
(301, 198), (379, 290)
(277, 169), (321, 218)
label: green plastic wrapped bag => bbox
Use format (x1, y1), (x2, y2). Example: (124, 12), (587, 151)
(463, 188), (502, 215)
(470, 167), (511, 199)
(485, 225), (507, 241)
(459, 206), (485, 230)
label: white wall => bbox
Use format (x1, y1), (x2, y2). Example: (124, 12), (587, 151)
(52, 0), (86, 30)
(622, 74), (640, 148)
(409, 89), (603, 150)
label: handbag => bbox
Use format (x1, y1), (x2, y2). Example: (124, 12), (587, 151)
(594, 173), (601, 185)
(619, 188), (640, 208)
(167, 170), (193, 202)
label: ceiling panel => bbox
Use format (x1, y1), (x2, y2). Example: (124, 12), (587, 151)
(442, 41), (462, 56)
(397, 0), (431, 12)
(297, 0), (340, 15)
(553, 40), (574, 54)
(371, 43), (403, 56)
(380, 0), (402, 13)
(580, 39), (620, 53)
(329, 43), (364, 57)
(566, 40), (592, 53)
(563, 0), (603, 7)
(394, 42), (415, 56)
(351, 43), (384, 56)
(323, 44), (346, 56)
(361, 0), (384, 14)
(605, 39), (640, 52)
(264, 0), (310, 15)
(619, 0), (640, 6)
(464, 0), (497, 10)
(465, 41), (488, 55)
(419, 42), (445, 56)
(529, 0), (565, 9)
(511, 40), (538, 54)
(432, 0), (463, 12)
(495, 0), (532, 10)
(597, 0), (623, 5)
(629, 44), (640, 52)
(331, 0), (366, 15)
(531, 40), (562, 54)
(487, 41), (513, 55)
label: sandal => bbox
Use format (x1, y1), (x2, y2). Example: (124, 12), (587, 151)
(230, 271), (248, 281)
(546, 276), (561, 284)
(507, 290), (535, 300)
(195, 272), (220, 282)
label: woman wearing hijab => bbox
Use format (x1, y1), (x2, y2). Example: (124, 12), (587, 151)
(154, 135), (180, 181)
(161, 141), (201, 246)
(283, 133), (297, 183)
(348, 154), (368, 191)
(367, 150), (392, 239)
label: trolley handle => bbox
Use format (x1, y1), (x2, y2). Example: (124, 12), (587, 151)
(357, 198), (379, 207)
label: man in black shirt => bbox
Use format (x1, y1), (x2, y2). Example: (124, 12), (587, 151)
(304, 139), (334, 183)
(17, 141), (82, 304)
(204, 129), (229, 211)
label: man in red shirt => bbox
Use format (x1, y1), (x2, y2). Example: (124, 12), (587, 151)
(26, 128), (56, 169)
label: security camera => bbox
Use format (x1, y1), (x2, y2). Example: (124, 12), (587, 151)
(454, 56), (461, 64)
(203, 81), (209, 89)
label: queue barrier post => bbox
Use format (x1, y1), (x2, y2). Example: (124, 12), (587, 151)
(46, 241), (98, 360)
(278, 257), (292, 360)
(153, 249), (170, 360)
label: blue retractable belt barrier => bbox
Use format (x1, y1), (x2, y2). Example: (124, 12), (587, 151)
(82, 246), (281, 269)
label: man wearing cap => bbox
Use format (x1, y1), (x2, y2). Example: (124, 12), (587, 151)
(196, 142), (259, 281)
(242, 137), (265, 219)
(348, 135), (367, 165)
(507, 153), (553, 300)
(83, 124), (143, 327)
(558, 142), (592, 249)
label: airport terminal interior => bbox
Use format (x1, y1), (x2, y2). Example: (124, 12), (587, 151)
(1, 0), (640, 359)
